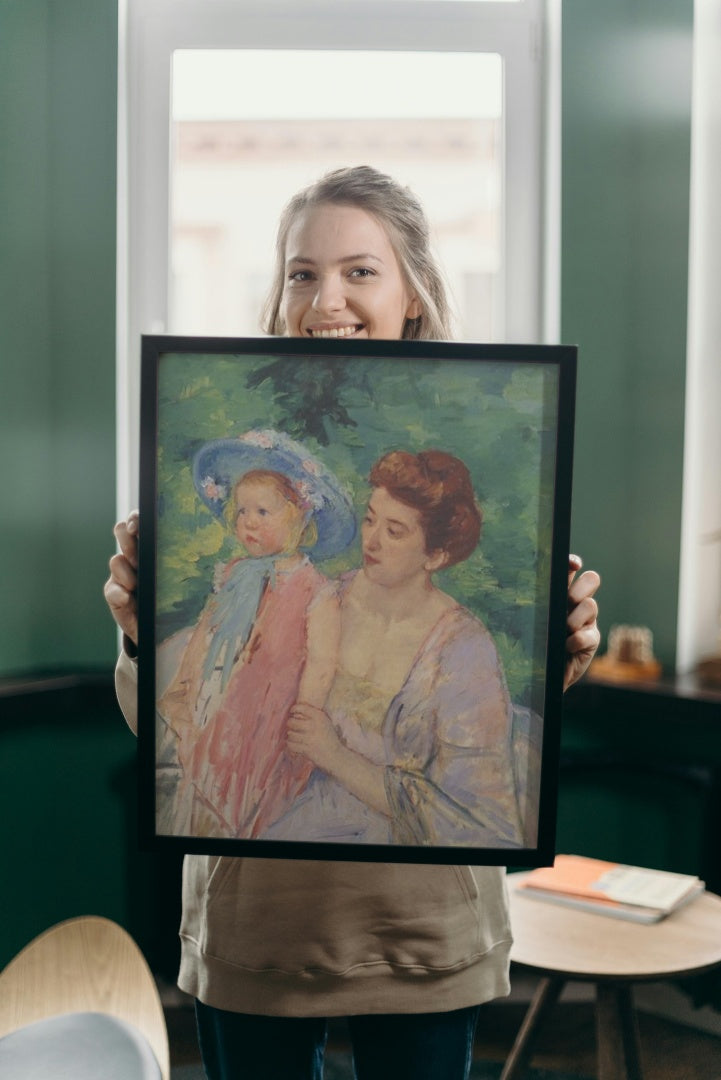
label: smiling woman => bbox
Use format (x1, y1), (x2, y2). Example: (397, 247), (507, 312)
(107, 149), (597, 1080)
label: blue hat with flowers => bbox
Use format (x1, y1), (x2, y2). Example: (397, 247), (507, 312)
(193, 429), (357, 561)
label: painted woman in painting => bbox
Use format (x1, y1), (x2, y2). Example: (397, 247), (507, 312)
(156, 428), (356, 838)
(266, 446), (525, 849)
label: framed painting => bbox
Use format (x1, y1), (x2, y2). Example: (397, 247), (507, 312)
(137, 335), (576, 865)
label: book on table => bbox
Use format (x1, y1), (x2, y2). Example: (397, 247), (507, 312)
(515, 854), (705, 923)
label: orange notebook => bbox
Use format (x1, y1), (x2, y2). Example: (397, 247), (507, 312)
(516, 854), (704, 923)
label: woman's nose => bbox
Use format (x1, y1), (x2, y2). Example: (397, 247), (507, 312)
(312, 273), (345, 314)
(364, 523), (380, 550)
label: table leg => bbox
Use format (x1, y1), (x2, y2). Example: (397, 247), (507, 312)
(500, 976), (565, 1080)
(596, 982), (643, 1080)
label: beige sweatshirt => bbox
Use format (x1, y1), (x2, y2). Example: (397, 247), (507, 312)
(116, 650), (513, 1016)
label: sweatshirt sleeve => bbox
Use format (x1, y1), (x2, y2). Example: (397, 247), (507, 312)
(115, 648), (139, 736)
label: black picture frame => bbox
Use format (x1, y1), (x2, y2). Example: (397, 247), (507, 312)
(138, 335), (576, 866)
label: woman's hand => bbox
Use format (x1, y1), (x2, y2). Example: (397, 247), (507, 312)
(288, 703), (391, 816)
(287, 703), (345, 773)
(103, 510), (140, 646)
(565, 554), (601, 690)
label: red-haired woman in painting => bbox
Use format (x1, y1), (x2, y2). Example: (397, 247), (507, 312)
(267, 447), (525, 849)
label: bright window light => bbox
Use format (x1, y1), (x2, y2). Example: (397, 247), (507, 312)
(170, 50), (504, 341)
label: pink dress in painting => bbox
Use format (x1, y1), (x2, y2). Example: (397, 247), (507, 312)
(187, 559), (332, 838)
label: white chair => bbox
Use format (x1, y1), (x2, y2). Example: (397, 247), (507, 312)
(0, 915), (170, 1079)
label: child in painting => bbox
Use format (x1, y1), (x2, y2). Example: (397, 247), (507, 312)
(157, 429), (356, 838)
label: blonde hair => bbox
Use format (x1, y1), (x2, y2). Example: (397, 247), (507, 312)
(262, 166), (454, 341)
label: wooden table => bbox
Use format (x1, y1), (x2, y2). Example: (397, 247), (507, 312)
(502, 873), (721, 1080)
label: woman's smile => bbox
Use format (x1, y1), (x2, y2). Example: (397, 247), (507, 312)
(307, 323), (364, 339)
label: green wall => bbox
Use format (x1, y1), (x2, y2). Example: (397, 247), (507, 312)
(562, 0), (693, 670)
(0, 0), (138, 969)
(0, 0), (118, 676)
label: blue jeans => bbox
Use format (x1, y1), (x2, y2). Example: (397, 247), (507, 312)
(195, 1000), (481, 1080)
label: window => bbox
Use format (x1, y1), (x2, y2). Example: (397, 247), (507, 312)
(169, 49), (503, 340)
(118, 0), (557, 509)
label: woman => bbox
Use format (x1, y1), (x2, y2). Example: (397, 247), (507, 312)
(106, 166), (600, 1080)
(269, 447), (524, 850)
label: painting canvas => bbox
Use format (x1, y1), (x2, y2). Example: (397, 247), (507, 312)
(137, 336), (576, 865)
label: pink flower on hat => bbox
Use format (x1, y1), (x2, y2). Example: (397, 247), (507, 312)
(201, 476), (226, 501)
(302, 458), (322, 477)
(294, 478), (320, 511)
(240, 430), (273, 449)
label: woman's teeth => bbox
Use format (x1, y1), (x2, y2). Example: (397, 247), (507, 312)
(310, 325), (360, 338)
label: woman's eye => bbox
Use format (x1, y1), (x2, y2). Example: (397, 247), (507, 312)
(349, 267), (374, 279)
(288, 269), (313, 283)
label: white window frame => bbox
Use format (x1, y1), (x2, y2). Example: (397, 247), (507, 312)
(117, 0), (558, 512)
(676, 0), (721, 674)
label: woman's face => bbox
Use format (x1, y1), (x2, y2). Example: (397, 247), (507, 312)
(281, 203), (421, 340)
(234, 479), (306, 557)
(361, 486), (446, 589)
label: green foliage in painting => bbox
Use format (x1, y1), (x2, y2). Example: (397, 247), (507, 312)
(246, 356), (368, 444)
(154, 351), (559, 706)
